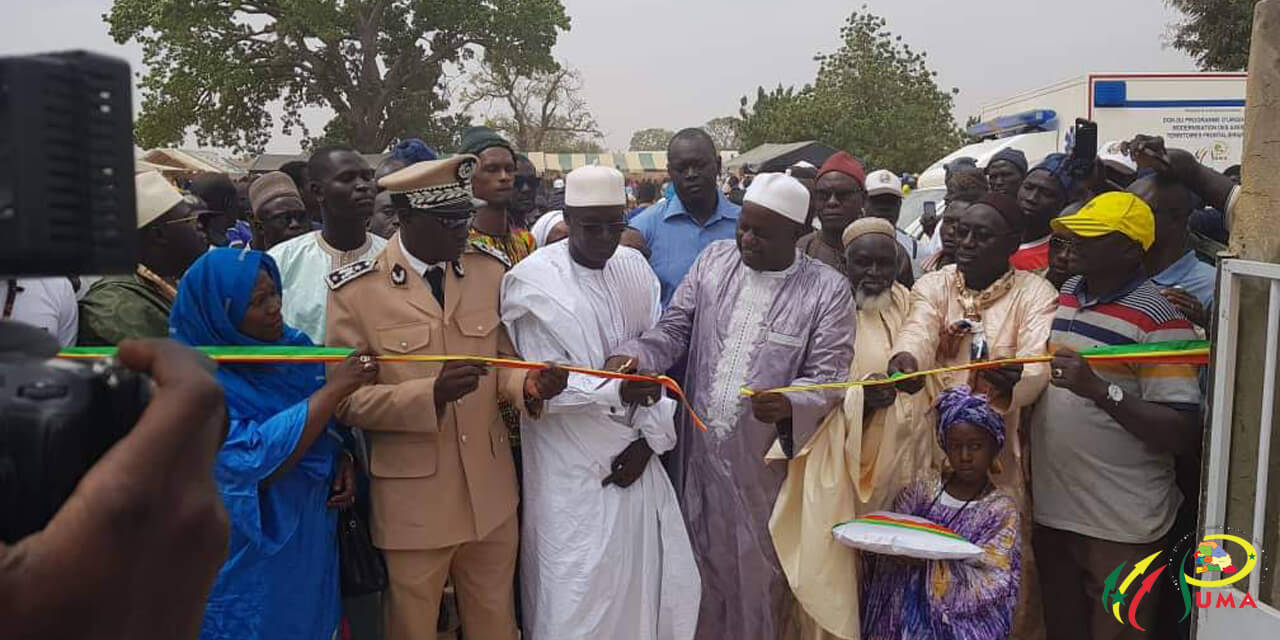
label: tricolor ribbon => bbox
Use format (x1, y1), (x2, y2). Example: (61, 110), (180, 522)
(740, 340), (1210, 396)
(58, 346), (710, 432)
(838, 514), (967, 542)
(58, 339), (1210, 432)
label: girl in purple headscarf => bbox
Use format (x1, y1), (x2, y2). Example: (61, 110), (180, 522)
(862, 386), (1022, 640)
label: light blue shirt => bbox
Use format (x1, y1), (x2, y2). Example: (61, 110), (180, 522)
(630, 193), (741, 306)
(1151, 250), (1216, 308)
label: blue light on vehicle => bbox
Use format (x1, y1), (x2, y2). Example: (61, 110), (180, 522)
(965, 110), (1057, 139)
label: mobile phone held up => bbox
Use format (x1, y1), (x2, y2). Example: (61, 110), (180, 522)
(1069, 118), (1098, 179)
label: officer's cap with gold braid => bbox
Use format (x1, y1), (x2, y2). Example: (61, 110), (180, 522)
(378, 155), (485, 216)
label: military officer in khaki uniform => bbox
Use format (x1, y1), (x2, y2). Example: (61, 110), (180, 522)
(325, 155), (567, 640)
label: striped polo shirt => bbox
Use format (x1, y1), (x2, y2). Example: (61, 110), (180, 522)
(1031, 275), (1202, 544)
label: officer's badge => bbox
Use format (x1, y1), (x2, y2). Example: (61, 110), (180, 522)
(326, 260), (375, 290)
(390, 263), (408, 286)
(451, 261), (466, 278)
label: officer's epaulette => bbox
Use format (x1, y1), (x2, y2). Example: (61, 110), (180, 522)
(467, 238), (513, 269)
(326, 259), (377, 290)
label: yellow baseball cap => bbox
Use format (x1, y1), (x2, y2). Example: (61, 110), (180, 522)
(1050, 191), (1155, 250)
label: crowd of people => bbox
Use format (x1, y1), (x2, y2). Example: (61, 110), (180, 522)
(1, 121), (1241, 640)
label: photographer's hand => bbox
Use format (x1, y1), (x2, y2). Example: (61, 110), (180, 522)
(1, 339), (230, 640)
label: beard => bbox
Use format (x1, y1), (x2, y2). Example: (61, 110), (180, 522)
(855, 286), (893, 312)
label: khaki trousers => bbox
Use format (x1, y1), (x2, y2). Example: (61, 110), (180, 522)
(382, 514), (518, 640)
(1034, 524), (1165, 640)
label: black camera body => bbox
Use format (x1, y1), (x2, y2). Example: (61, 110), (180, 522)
(0, 51), (146, 542)
(0, 325), (150, 543)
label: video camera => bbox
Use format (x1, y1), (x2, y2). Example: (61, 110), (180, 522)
(0, 51), (150, 543)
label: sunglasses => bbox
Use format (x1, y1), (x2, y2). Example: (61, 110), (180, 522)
(413, 213), (474, 231)
(814, 188), (865, 203)
(515, 175), (541, 190)
(1049, 235), (1078, 253)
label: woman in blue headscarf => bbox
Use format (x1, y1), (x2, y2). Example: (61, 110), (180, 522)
(170, 248), (377, 640)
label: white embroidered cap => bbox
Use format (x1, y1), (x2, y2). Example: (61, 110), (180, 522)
(565, 165), (626, 207)
(743, 172), (810, 225)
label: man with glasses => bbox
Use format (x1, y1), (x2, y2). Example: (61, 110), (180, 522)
(249, 171), (312, 250)
(268, 146), (387, 343)
(510, 153), (542, 228)
(501, 165), (700, 640)
(78, 170), (208, 346)
(326, 155), (569, 640)
(796, 151), (866, 277)
(886, 191), (1057, 639)
(630, 128), (741, 307)
(1032, 192), (1202, 640)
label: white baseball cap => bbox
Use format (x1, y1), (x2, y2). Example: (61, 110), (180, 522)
(865, 169), (903, 199)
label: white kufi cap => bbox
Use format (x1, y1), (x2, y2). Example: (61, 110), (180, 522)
(135, 170), (184, 229)
(743, 172), (810, 225)
(565, 165), (626, 207)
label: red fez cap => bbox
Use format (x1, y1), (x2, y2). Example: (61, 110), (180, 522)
(817, 151), (866, 187)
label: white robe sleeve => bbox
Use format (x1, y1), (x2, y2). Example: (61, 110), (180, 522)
(503, 279), (627, 416)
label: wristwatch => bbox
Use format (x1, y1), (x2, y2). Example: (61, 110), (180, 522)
(1104, 383), (1124, 405)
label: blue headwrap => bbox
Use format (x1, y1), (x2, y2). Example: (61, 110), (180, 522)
(935, 386), (1006, 451)
(169, 248), (324, 421)
(1029, 153), (1073, 197)
(390, 138), (438, 165)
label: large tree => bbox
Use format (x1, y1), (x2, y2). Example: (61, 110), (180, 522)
(460, 57), (601, 151)
(106, 0), (570, 153)
(703, 116), (742, 151)
(629, 128), (676, 151)
(1167, 0), (1256, 71)
(737, 10), (964, 173)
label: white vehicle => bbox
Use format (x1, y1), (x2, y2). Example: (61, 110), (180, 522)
(903, 72), (1247, 238)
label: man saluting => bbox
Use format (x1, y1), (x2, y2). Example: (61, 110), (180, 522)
(325, 155), (568, 640)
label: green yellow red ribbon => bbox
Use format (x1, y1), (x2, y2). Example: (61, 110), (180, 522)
(58, 346), (710, 433)
(740, 340), (1209, 396)
(836, 514), (967, 542)
(58, 339), (1210, 431)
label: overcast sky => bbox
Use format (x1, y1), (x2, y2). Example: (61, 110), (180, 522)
(2, 0), (1198, 152)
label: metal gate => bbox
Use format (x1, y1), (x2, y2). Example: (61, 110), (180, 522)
(1199, 258), (1280, 637)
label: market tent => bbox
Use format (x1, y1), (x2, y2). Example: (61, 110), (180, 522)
(725, 141), (838, 173)
(142, 148), (246, 174)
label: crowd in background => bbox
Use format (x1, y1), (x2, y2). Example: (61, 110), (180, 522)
(0, 121), (1241, 640)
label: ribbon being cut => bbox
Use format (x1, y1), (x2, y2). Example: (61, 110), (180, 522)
(59, 345), (710, 432)
(58, 339), (1208, 431)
